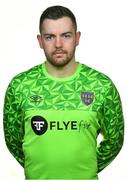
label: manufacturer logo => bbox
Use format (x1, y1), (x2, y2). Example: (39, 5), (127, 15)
(81, 92), (94, 106)
(30, 95), (42, 102)
(31, 116), (48, 135)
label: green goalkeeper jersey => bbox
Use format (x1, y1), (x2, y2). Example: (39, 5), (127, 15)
(3, 62), (124, 180)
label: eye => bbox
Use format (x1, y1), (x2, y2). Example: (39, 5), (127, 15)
(45, 35), (55, 41)
(63, 33), (72, 39)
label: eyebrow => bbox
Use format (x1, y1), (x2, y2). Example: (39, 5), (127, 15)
(42, 31), (73, 36)
(61, 32), (73, 35)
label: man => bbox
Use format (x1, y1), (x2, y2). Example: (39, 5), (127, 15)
(3, 5), (124, 180)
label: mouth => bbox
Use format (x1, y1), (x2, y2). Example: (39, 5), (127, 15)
(53, 50), (66, 55)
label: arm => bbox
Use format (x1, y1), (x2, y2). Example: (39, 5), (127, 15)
(3, 80), (24, 167)
(97, 81), (124, 172)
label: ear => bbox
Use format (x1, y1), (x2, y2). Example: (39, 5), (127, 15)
(76, 31), (81, 46)
(37, 34), (43, 49)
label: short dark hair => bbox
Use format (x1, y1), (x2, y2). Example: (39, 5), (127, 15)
(39, 5), (77, 33)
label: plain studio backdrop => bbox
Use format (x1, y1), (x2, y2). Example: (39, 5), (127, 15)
(0, 0), (127, 179)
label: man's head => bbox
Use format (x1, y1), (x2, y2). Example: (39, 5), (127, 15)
(37, 6), (80, 67)
(39, 5), (77, 34)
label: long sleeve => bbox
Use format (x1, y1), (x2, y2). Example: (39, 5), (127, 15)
(97, 81), (124, 172)
(3, 81), (24, 167)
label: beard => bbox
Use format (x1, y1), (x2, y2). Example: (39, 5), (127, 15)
(44, 47), (76, 68)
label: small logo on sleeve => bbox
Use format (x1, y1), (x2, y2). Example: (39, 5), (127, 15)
(81, 92), (94, 105)
(31, 116), (48, 135)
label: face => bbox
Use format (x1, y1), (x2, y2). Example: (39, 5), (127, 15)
(37, 17), (80, 67)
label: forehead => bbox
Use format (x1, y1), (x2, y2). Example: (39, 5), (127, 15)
(41, 17), (75, 34)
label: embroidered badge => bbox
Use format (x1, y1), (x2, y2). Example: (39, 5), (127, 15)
(81, 92), (94, 106)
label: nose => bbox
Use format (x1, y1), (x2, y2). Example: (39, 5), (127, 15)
(55, 37), (62, 48)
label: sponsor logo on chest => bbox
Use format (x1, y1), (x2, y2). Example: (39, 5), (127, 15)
(31, 116), (91, 135)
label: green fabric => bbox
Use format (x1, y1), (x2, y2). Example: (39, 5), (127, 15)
(3, 62), (124, 179)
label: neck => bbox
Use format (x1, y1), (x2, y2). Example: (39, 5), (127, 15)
(45, 60), (78, 78)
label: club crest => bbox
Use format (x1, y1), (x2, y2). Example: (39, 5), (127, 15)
(81, 92), (94, 106)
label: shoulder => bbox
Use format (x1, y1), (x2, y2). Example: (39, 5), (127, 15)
(13, 64), (42, 80)
(80, 63), (113, 87)
(8, 64), (42, 89)
(80, 63), (120, 102)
